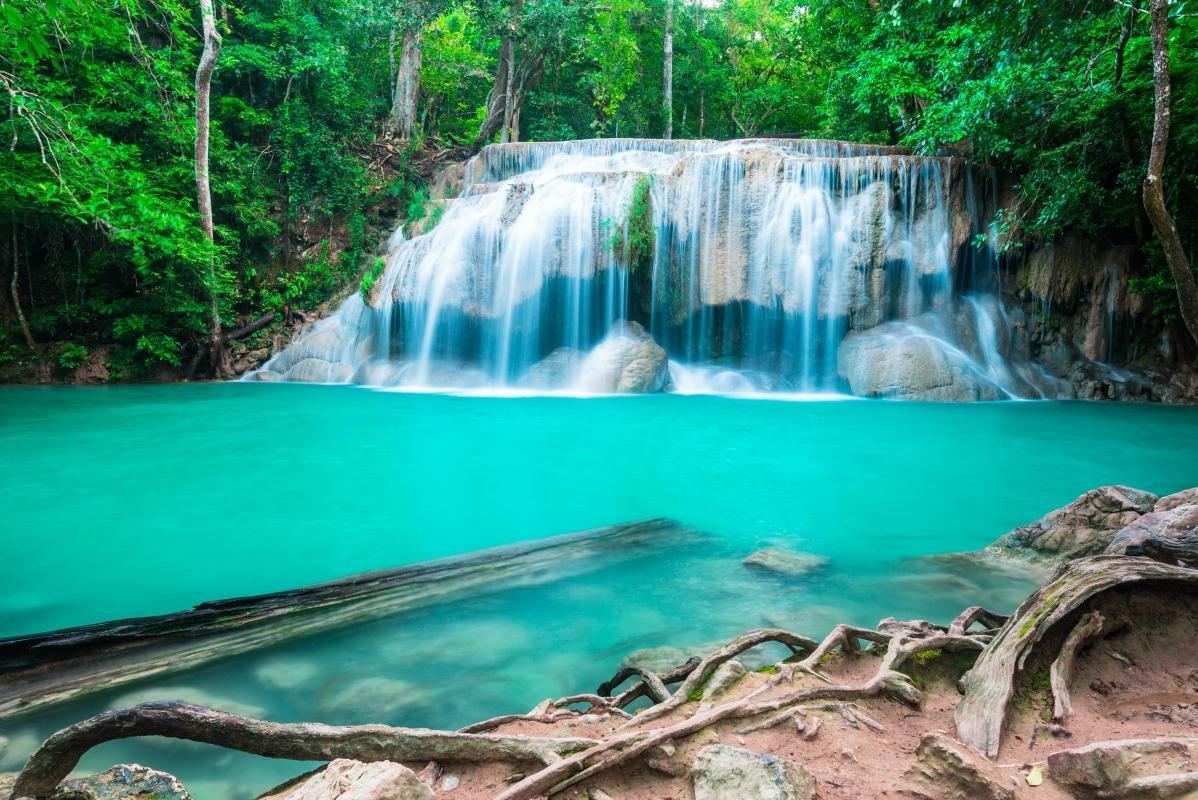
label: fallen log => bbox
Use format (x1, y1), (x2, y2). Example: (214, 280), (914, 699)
(222, 312), (276, 343)
(954, 555), (1198, 758)
(11, 702), (598, 800)
(0, 518), (691, 721)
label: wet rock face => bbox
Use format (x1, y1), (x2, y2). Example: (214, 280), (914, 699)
(691, 744), (816, 800)
(837, 322), (1006, 401)
(988, 485), (1159, 562)
(260, 759), (431, 800)
(903, 732), (1014, 800)
(50, 764), (192, 800)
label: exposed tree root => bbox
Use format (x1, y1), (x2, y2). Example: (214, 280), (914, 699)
(955, 555), (1198, 758)
(494, 621), (986, 800)
(12, 702), (599, 800)
(1050, 610), (1105, 723)
(597, 656), (700, 709)
(949, 606), (1009, 636)
(619, 628), (818, 727)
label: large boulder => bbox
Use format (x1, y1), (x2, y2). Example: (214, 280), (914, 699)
(50, 764), (191, 800)
(1107, 497), (1198, 556)
(837, 321), (1005, 401)
(691, 744), (816, 800)
(903, 732), (1014, 800)
(576, 322), (669, 393)
(260, 760), (431, 800)
(986, 485), (1158, 562)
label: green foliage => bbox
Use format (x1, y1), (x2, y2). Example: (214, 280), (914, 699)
(360, 256), (386, 300)
(5, 0), (1198, 373)
(612, 174), (656, 272)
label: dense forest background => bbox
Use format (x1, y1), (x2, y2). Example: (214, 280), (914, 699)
(2, 0), (1196, 378)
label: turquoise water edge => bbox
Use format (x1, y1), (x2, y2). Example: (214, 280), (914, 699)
(2, 383), (1197, 797)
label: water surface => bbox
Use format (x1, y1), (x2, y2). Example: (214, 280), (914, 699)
(1, 384), (1196, 795)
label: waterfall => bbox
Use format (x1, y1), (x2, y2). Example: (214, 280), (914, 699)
(248, 138), (1044, 400)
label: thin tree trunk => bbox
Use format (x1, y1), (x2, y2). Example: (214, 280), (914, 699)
(195, 0), (227, 377)
(1114, 0), (1146, 243)
(388, 28), (396, 107)
(476, 0), (522, 148)
(390, 27), (422, 139)
(663, 0), (673, 139)
(10, 224), (36, 352)
(499, 17), (519, 144)
(1144, 0), (1198, 345)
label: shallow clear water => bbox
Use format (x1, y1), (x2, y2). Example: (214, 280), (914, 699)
(1, 384), (1196, 796)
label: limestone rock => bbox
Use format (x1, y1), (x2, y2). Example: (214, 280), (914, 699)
(700, 660), (747, 703)
(903, 732), (1014, 800)
(743, 547), (829, 578)
(987, 485), (1158, 562)
(576, 322), (669, 394)
(1156, 488), (1198, 513)
(691, 744), (816, 800)
(517, 347), (582, 389)
(1046, 738), (1193, 791)
(260, 760), (432, 800)
(837, 322), (1005, 401)
(1, 772), (16, 800)
(51, 764), (191, 800)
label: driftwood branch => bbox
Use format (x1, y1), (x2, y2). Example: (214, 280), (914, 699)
(1051, 610), (1105, 723)
(955, 555), (1198, 758)
(12, 702), (598, 800)
(222, 312), (276, 343)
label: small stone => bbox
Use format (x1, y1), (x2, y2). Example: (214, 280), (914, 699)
(439, 774), (460, 792)
(1025, 766), (1044, 786)
(691, 744), (816, 800)
(646, 757), (687, 777)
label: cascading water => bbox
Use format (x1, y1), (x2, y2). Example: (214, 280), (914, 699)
(249, 138), (1046, 399)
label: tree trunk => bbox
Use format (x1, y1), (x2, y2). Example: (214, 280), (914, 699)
(390, 27), (422, 139)
(499, 17), (519, 144)
(10, 224), (36, 352)
(388, 28), (396, 106)
(1144, 0), (1198, 346)
(195, 0), (228, 378)
(662, 0), (673, 139)
(474, 0), (523, 148)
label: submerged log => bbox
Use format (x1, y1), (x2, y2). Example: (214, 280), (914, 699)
(11, 701), (598, 800)
(0, 518), (690, 721)
(954, 555), (1198, 758)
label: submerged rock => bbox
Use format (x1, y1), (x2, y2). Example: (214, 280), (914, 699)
(743, 547), (828, 578)
(691, 744), (816, 800)
(986, 485), (1158, 562)
(518, 347), (582, 389)
(904, 732), (1014, 800)
(260, 759), (431, 800)
(318, 677), (424, 721)
(837, 321), (1006, 401)
(51, 764), (192, 800)
(576, 322), (669, 393)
